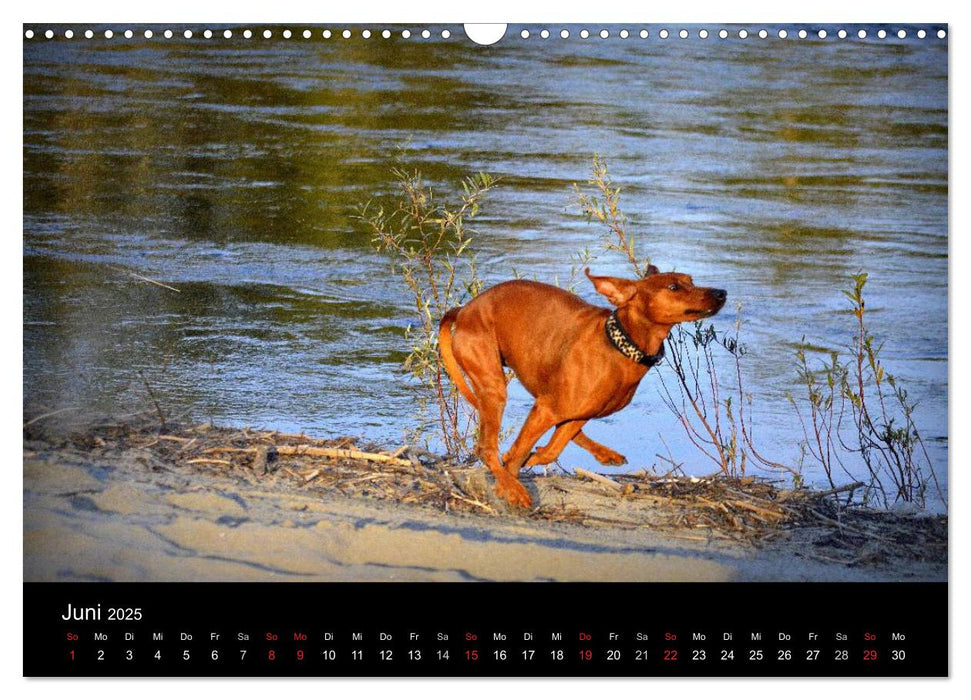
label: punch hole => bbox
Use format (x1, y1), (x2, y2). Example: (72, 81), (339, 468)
(283, 29), (292, 39)
(204, 29), (213, 39)
(464, 24), (507, 45)
(323, 30), (331, 39)
(183, 30), (192, 39)
(164, 30), (173, 38)
(838, 29), (847, 38)
(243, 29), (252, 39)
(937, 29), (946, 38)
(601, 30), (610, 39)
(401, 29), (410, 39)
(659, 29), (669, 39)
(738, 29), (748, 38)
(918, 29), (926, 38)
(560, 29), (570, 39)
(442, 30), (451, 39)
(86, 30), (94, 38)
(620, 29), (629, 39)
(699, 29), (708, 39)
(758, 29), (768, 39)
(679, 29), (688, 39)
(639, 30), (648, 38)
(580, 29), (589, 39)
(718, 29), (728, 39)
(778, 29), (787, 38)
(798, 30), (808, 38)
(24, 29), (33, 39)
(541, 29), (550, 39)
(818, 29), (827, 39)
(897, 30), (906, 39)
(858, 29), (867, 38)
(382, 30), (390, 38)
(66, 30), (75, 38)
(877, 30), (887, 38)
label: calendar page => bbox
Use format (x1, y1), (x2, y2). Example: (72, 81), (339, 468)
(22, 21), (948, 677)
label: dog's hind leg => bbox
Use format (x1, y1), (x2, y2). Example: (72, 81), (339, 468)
(474, 382), (508, 489)
(573, 430), (628, 466)
(451, 329), (511, 499)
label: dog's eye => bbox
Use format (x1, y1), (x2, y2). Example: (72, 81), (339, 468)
(667, 283), (679, 291)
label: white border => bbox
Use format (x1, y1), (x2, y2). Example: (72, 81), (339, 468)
(8, 0), (962, 698)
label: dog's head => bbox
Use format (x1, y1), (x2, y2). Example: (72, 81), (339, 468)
(585, 266), (727, 326)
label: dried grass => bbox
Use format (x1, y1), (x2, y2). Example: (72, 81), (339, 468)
(25, 415), (946, 567)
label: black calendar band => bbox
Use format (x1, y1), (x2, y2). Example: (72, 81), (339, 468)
(23, 581), (947, 677)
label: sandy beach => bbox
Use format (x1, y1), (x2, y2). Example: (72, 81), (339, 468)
(23, 420), (946, 584)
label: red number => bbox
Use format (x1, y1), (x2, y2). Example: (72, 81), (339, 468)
(664, 649), (678, 661)
(296, 649), (304, 661)
(268, 649), (276, 661)
(465, 649), (478, 661)
(579, 650), (593, 661)
(864, 649), (878, 661)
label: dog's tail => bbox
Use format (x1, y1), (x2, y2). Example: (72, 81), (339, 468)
(438, 308), (478, 411)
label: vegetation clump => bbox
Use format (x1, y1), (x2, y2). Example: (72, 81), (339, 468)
(358, 167), (495, 458)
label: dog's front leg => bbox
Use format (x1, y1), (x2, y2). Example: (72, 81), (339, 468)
(521, 419), (587, 467)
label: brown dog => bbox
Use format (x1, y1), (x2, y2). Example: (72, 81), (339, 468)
(438, 266), (726, 508)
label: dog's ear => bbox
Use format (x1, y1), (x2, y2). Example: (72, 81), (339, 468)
(644, 264), (659, 277)
(585, 268), (638, 307)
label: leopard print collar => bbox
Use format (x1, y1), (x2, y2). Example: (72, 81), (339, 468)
(604, 311), (665, 367)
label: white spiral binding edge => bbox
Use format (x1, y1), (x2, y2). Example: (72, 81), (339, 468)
(23, 26), (948, 42)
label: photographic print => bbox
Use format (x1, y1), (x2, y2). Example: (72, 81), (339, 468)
(22, 22), (948, 676)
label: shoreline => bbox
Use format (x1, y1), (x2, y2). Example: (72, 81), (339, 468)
(23, 419), (946, 583)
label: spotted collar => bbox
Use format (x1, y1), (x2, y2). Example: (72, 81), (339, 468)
(604, 311), (665, 367)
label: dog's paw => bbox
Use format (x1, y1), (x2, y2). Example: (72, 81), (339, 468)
(494, 476), (533, 509)
(593, 449), (628, 466)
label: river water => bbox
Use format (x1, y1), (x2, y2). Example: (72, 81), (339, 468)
(23, 24), (948, 505)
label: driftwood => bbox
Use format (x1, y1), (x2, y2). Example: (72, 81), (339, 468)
(808, 481), (867, 500)
(729, 499), (788, 521)
(573, 467), (622, 491)
(274, 445), (413, 468)
(22, 407), (81, 427)
(202, 444), (412, 468)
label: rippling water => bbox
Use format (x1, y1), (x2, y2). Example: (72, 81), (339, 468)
(23, 25), (948, 504)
